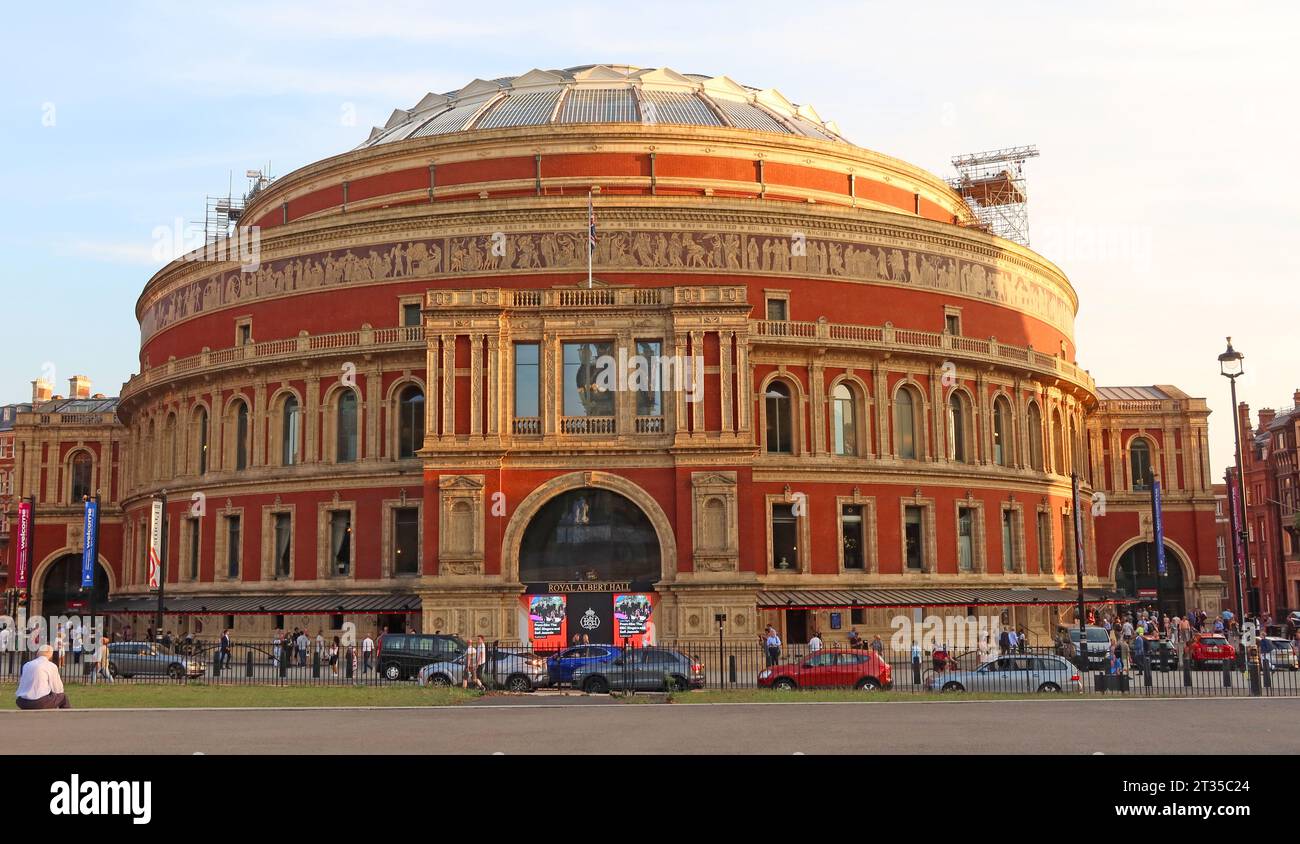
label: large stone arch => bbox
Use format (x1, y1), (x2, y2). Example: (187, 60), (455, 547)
(29, 547), (117, 619)
(500, 471), (677, 585)
(1104, 535), (1197, 586)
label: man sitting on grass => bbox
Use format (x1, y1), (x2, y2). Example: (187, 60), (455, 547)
(15, 645), (71, 710)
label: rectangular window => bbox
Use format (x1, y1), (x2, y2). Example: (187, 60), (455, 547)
(226, 515), (241, 578)
(187, 518), (200, 580)
(394, 507), (420, 575)
(945, 313), (961, 335)
(274, 513), (292, 578)
(772, 503), (798, 570)
(402, 303), (421, 328)
(1216, 536), (1226, 571)
(766, 298), (788, 321)
(850, 608), (865, 625)
(238, 323), (252, 345)
(1002, 510), (1015, 572)
(904, 506), (924, 571)
(332, 613), (345, 630)
(634, 339), (663, 418)
(1037, 512), (1051, 572)
(562, 341), (615, 418)
(957, 507), (974, 572)
(274, 614), (285, 629)
(513, 343), (540, 420)
(841, 505), (864, 570)
(330, 511), (352, 576)
(224, 614), (235, 631)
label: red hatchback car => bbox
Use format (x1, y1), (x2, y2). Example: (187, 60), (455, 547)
(758, 648), (893, 691)
(1186, 633), (1236, 668)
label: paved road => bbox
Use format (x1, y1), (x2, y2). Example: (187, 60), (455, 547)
(2, 697), (1296, 754)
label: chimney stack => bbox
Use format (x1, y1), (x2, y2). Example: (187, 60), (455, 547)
(31, 378), (53, 404)
(1259, 408), (1277, 430)
(68, 375), (92, 399)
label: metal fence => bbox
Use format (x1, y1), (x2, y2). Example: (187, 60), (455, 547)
(1, 638), (1296, 698)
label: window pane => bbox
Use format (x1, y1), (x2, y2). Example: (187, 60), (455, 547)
(514, 343), (540, 418)
(563, 342), (614, 417)
(896, 390), (916, 460)
(634, 340), (662, 417)
(198, 410), (209, 475)
(958, 508), (973, 572)
(765, 383), (792, 453)
(337, 391), (358, 462)
(1002, 510), (1014, 571)
(399, 387), (425, 459)
(772, 503), (798, 569)
(766, 299), (788, 321)
(70, 453), (92, 502)
(394, 508), (419, 574)
(274, 513), (292, 578)
(841, 505), (864, 569)
(188, 518), (200, 579)
(236, 403), (249, 470)
(949, 395), (965, 462)
(904, 506), (923, 571)
(282, 397), (300, 466)
(226, 516), (241, 578)
(402, 303), (421, 327)
(832, 385), (855, 456)
(331, 511), (352, 576)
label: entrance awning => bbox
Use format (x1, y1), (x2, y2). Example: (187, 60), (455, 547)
(757, 587), (1116, 610)
(95, 593), (422, 615)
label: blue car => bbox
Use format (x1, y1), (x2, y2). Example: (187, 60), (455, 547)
(547, 644), (623, 686)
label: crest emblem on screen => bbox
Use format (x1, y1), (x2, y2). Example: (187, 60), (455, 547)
(580, 609), (601, 630)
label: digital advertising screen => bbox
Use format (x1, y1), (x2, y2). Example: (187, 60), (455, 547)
(613, 592), (656, 644)
(526, 595), (567, 650)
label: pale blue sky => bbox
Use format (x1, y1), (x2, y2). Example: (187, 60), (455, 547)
(1, 1), (1295, 472)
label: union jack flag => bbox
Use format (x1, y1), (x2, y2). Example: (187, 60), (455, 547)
(587, 192), (596, 256)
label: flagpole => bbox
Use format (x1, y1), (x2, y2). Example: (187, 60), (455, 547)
(587, 190), (593, 289)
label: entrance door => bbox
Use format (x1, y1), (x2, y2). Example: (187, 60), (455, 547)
(565, 593), (614, 645)
(786, 609), (808, 645)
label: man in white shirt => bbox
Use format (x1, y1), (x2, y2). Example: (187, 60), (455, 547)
(15, 646), (71, 710)
(0, 623), (12, 652)
(361, 635), (375, 674)
(808, 632), (823, 652)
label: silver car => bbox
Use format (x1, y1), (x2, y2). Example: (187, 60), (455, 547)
(417, 649), (549, 692)
(1263, 637), (1299, 670)
(107, 641), (207, 679)
(926, 654), (1081, 694)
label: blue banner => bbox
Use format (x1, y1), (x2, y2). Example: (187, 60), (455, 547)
(1152, 480), (1166, 575)
(81, 499), (99, 589)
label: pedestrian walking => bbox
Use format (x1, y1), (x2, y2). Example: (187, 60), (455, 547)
(271, 632), (282, 667)
(362, 635), (374, 674)
(328, 637), (340, 676)
(219, 629), (232, 666)
(475, 635), (488, 688)
(90, 637), (113, 684)
(315, 631), (326, 663)
(462, 638), (483, 689)
(296, 630), (309, 667)
(870, 634), (884, 656)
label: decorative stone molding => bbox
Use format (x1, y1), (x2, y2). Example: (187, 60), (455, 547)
(438, 474), (486, 575)
(691, 471), (739, 573)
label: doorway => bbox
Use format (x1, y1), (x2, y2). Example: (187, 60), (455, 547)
(785, 609), (808, 645)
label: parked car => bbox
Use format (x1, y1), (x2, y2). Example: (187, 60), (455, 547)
(1060, 626), (1112, 670)
(546, 644), (623, 686)
(758, 648), (893, 691)
(107, 642), (206, 679)
(376, 633), (467, 681)
(1186, 633), (1235, 668)
(417, 649), (550, 692)
(1262, 637), (1298, 670)
(571, 647), (704, 693)
(926, 655), (1080, 693)
(1141, 637), (1180, 671)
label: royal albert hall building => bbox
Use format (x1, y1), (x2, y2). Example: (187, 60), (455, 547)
(9, 65), (1227, 647)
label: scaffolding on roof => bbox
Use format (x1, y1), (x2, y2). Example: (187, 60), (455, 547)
(949, 145), (1040, 246)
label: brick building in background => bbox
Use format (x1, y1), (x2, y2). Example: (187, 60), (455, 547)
(1234, 394), (1300, 616)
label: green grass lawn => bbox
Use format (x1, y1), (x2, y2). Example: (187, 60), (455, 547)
(0, 682), (479, 709)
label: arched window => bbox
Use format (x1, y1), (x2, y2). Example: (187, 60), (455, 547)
(993, 397), (1014, 467)
(1130, 438), (1152, 490)
(948, 392), (969, 462)
(195, 407), (209, 475)
(397, 385), (425, 459)
(894, 385), (921, 460)
(164, 414), (178, 478)
(1026, 403), (1044, 471)
(830, 383), (857, 456)
(69, 451), (93, 503)
(234, 401), (250, 471)
(1052, 409), (1066, 475)
(281, 395), (300, 466)
(764, 382), (793, 454)
(337, 389), (358, 463)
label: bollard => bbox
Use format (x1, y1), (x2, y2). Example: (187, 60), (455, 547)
(1249, 662), (1262, 696)
(912, 660), (922, 686)
(243, 650), (253, 678)
(212, 654), (222, 679)
(312, 651), (321, 678)
(1222, 660), (1232, 688)
(280, 656), (289, 679)
(346, 651), (354, 680)
(1262, 659), (1272, 690)
(1182, 658), (1192, 688)
(728, 654), (737, 684)
(1143, 660), (1152, 688)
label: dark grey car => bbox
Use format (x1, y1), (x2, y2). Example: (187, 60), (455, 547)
(108, 641), (206, 679)
(570, 647), (704, 693)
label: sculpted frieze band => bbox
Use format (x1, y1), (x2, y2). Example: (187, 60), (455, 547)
(140, 228), (1075, 341)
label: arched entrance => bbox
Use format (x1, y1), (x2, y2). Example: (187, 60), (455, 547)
(1113, 542), (1186, 618)
(39, 554), (110, 617)
(519, 488), (661, 584)
(504, 474), (674, 646)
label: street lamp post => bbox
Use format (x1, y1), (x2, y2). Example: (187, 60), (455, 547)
(1219, 337), (1250, 624)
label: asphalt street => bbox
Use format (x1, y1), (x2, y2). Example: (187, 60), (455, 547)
(2, 697), (1296, 754)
